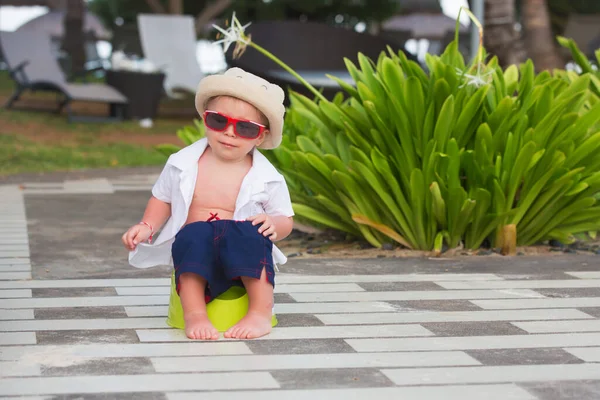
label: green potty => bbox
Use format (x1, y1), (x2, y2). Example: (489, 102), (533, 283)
(166, 271), (278, 332)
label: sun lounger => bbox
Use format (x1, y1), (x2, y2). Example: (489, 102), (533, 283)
(137, 14), (205, 97)
(0, 29), (128, 122)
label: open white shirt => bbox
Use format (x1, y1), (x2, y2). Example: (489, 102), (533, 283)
(128, 138), (295, 269)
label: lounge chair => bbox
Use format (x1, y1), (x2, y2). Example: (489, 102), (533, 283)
(137, 14), (205, 97)
(0, 29), (128, 122)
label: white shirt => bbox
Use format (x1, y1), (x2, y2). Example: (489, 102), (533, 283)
(128, 138), (295, 269)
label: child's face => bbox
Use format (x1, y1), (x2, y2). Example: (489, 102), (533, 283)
(203, 96), (268, 161)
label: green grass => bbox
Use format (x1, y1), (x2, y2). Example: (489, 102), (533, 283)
(0, 134), (168, 176)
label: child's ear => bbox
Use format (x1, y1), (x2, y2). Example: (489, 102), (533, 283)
(256, 129), (269, 146)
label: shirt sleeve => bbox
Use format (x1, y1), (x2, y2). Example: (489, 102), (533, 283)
(151, 163), (174, 203)
(264, 179), (295, 217)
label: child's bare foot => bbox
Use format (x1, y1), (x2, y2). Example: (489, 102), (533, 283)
(185, 312), (219, 340)
(224, 311), (271, 339)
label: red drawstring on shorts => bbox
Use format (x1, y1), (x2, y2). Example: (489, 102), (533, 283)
(206, 212), (220, 222)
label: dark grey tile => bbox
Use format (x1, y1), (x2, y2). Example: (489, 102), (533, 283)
(35, 307), (127, 320)
(36, 329), (139, 345)
(275, 314), (324, 327)
(536, 288), (600, 298)
(271, 368), (394, 389)
(26, 193), (172, 280)
(42, 357), (155, 376)
(520, 380), (600, 400)
(33, 287), (118, 298)
(467, 348), (585, 366)
(499, 273), (578, 280)
(388, 300), (483, 312)
(274, 293), (296, 303)
(579, 307), (600, 318)
(422, 321), (527, 337)
(247, 339), (355, 355)
(358, 282), (443, 291)
(51, 393), (166, 400)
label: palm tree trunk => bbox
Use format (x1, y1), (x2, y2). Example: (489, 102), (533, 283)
(62, 0), (85, 77)
(522, 0), (563, 71)
(483, 0), (525, 67)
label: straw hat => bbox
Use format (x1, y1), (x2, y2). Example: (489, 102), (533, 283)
(195, 67), (286, 149)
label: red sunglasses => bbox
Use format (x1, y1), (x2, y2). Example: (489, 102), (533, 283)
(203, 110), (267, 139)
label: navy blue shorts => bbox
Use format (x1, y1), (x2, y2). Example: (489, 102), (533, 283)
(171, 220), (274, 302)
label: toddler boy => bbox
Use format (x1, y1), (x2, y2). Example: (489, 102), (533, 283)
(122, 68), (294, 340)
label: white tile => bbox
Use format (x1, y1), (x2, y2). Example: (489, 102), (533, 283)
(566, 271), (600, 279)
(381, 363), (600, 386)
(0, 295), (168, 309)
(0, 332), (36, 345)
(166, 384), (536, 400)
(116, 283), (365, 296)
(276, 302), (400, 314)
(0, 240), (30, 245)
(64, 178), (112, 189)
(19, 182), (63, 188)
(513, 319), (600, 333)
(124, 302), (400, 318)
(0, 251), (29, 258)
(0, 372), (279, 396)
(276, 273), (503, 284)
(316, 308), (593, 325)
(125, 306), (168, 317)
(473, 297), (600, 309)
(115, 287), (169, 295)
(0, 272), (32, 280)
(346, 332), (600, 352)
(0, 264), (31, 272)
(0, 278), (168, 289)
(290, 289), (544, 303)
(152, 351), (480, 373)
(0, 362), (41, 377)
(273, 283), (365, 293)
(563, 347), (600, 362)
(0, 245), (29, 251)
(438, 279), (600, 289)
(137, 324), (433, 342)
(0, 342), (252, 361)
(0, 258), (30, 265)
(1, 317), (169, 332)
(0, 309), (34, 320)
(0, 236), (29, 242)
(0, 289), (32, 298)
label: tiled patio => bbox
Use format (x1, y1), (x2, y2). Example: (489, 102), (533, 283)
(1, 175), (600, 399)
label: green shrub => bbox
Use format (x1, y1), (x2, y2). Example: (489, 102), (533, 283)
(557, 35), (600, 98)
(274, 40), (600, 251)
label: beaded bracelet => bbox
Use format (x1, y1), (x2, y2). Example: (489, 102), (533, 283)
(139, 221), (153, 242)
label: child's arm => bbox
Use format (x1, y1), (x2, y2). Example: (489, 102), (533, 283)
(248, 179), (295, 241)
(122, 196), (171, 250)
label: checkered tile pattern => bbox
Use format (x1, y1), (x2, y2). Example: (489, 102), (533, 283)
(1, 180), (600, 399)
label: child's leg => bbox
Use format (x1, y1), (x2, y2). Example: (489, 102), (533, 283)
(224, 267), (273, 339)
(179, 273), (219, 340)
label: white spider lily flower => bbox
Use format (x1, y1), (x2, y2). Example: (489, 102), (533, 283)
(456, 64), (494, 88)
(212, 11), (252, 53)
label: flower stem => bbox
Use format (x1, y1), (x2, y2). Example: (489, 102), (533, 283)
(247, 41), (328, 103)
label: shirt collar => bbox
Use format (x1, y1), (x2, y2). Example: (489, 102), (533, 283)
(167, 137), (283, 183)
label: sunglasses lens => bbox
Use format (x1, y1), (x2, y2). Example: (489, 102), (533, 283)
(205, 112), (228, 130)
(235, 121), (261, 138)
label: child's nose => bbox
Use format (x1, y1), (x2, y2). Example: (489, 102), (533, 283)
(223, 123), (235, 137)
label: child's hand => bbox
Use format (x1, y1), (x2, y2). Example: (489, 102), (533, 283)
(248, 214), (277, 241)
(122, 223), (152, 251)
